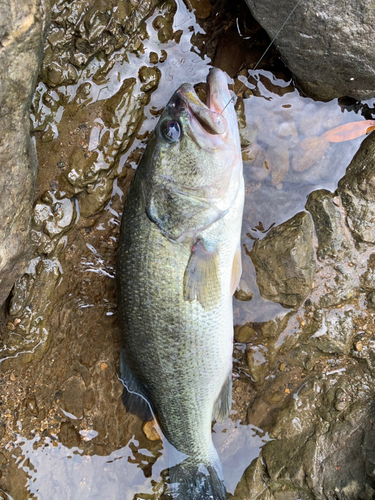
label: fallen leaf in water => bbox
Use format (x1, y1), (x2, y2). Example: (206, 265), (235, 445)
(323, 120), (375, 142)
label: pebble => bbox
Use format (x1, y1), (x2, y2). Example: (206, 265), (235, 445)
(143, 420), (161, 441)
(279, 363), (287, 372)
(334, 388), (348, 411)
(187, 0), (211, 19)
(354, 341), (363, 352)
(235, 325), (256, 343)
(149, 51), (158, 64)
(234, 289), (253, 301)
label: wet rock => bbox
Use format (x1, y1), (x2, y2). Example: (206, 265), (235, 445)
(59, 376), (86, 419)
(245, 0), (375, 100)
(232, 457), (271, 500)
(61, 71), (159, 217)
(251, 212), (315, 308)
(234, 289), (253, 302)
(83, 388), (96, 410)
(59, 421), (81, 448)
(234, 279), (253, 302)
(184, 0), (211, 20)
(311, 305), (355, 355)
(243, 142), (271, 182)
(338, 132), (375, 244)
(268, 140), (290, 186)
(236, 99), (257, 147)
(242, 371), (375, 500)
(0, 0), (51, 306)
(40, 0), (161, 88)
(291, 136), (330, 173)
(33, 192), (76, 239)
(235, 324), (256, 343)
(8, 275), (33, 316)
(78, 175), (114, 218)
(24, 397), (39, 416)
(306, 189), (354, 261)
(2, 257), (62, 363)
(246, 344), (268, 383)
(318, 272), (357, 310)
(152, 0), (178, 43)
(360, 254), (375, 291)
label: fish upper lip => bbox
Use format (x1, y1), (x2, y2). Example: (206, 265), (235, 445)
(175, 83), (227, 136)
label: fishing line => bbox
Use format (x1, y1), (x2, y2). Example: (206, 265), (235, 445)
(220, 0), (304, 114)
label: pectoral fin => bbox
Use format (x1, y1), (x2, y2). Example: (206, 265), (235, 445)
(231, 245), (242, 295)
(145, 181), (224, 242)
(120, 348), (154, 421)
(184, 240), (219, 309)
(212, 372), (232, 422)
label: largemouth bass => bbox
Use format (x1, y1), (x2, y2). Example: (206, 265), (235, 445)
(116, 68), (244, 500)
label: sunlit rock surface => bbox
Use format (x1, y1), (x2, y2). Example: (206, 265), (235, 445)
(244, 0), (375, 101)
(0, 0), (50, 306)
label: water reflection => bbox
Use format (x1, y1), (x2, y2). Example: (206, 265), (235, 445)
(11, 418), (268, 499)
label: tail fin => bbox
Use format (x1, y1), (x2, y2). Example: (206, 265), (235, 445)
(168, 458), (227, 500)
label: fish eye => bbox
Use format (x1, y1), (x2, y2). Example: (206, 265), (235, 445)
(160, 120), (181, 143)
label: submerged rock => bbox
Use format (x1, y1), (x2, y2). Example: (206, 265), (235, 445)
(244, 0), (375, 100)
(0, 0), (50, 306)
(250, 211), (315, 308)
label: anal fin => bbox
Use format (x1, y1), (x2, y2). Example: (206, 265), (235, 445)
(184, 240), (219, 309)
(231, 244), (242, 295)
(212, 371), (232, 422)
(120, 347), (153, 421)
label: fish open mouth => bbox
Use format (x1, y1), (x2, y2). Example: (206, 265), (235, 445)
(176, 68), (232, 136)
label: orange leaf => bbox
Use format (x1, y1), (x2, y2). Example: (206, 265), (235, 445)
(322, 120), (375, 143)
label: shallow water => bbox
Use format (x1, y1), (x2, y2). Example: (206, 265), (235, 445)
(0, 0), (374, 498)
(5, 420), (268, 499)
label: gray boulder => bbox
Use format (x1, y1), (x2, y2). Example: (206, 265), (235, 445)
(244, 0), (375, 100)
(0, 0), (50, 306)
